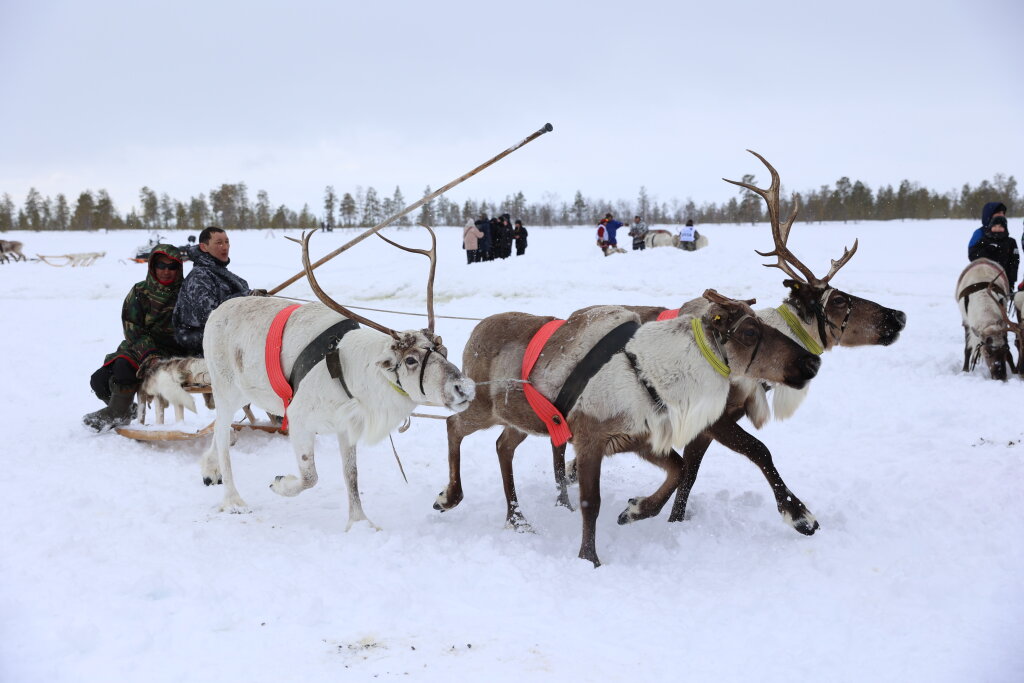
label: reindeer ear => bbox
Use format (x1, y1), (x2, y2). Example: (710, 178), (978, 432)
(783, 279), (801, 292)
(706, 306), (731, 333)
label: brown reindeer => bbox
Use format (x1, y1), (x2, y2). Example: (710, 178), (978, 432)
(0, 240), (26, 264)
(550, 151), (905, 535)
(434, 289), (821, 566)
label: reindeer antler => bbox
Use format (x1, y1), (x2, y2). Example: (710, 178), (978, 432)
(373, 224), (438, 333)
(724, 149), (858, 286)
(702, 288), (756, 307)
(293, 229), (401, 339)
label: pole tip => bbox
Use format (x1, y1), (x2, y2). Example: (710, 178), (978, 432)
(543, 123), (553, 132)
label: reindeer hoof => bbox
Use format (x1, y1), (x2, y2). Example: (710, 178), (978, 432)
(793, 517), (820, 535)
(433, 488), (463, 512)
(218, 499), (251, 514)
(203, 475), (222, 486)
(617, 497), (645, 525)
(554, 494), (575, 512)
(783, 509), (819, 536)
(564, 459), (578, 484)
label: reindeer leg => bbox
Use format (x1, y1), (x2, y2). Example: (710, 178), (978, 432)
(269, 426), (319, 497)
(575, 444), (604, 567)
(434, 408), (491, 512)
(155, 396), (167, 425)
(667, 435), (713, 522)
(496, 427), (531, 531)
(552, 443), (574, 510)
(617, 444), (683, 524)
(211, 400), (248, 513)
(709, 419), (818, 535)
(337, 432), (378, 531)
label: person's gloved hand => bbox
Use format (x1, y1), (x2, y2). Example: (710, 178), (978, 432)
(249, 289), (269, 297)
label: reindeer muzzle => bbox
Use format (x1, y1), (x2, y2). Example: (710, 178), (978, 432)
(877, 309), (907, 346)
(783, 353), (821, 389)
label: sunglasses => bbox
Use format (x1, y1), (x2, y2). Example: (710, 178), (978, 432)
(154, 262), (181, 271)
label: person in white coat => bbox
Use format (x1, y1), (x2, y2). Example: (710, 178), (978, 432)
(678, 219), (698, 251)
(463, 218), (485, 264)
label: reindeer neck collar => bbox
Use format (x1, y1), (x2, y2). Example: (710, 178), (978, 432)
(387, 377), (410, 397)
(776, 304), (825, 355)
(691, 318), (731, 377)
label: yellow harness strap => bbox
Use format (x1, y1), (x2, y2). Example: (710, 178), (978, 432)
(691, 318), (731, 377)
(776, 305), (825, 355)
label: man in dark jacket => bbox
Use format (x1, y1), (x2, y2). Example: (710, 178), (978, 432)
(967, 201), (1007, 253)
(172, 227), (263, 356)
(513, 219), (528, 256)
(474, 214), (493, 262)
(83, 244), (188, 431)
(969, 215), (1019, 288)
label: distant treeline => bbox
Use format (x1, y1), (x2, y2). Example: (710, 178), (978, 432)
(1, 174), (1018, 232)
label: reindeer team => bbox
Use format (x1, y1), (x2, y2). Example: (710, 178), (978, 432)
(118, 151), (916, 566)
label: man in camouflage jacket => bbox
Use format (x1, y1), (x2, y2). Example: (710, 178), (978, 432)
(83, 244), (188, 431)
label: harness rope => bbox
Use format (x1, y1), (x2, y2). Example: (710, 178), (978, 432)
(691, 318), (731, 377)
(776, 304), (825, 355)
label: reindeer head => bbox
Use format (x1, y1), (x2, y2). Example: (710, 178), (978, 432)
(979, 282), (1020, 381)
(725, 150), (907, 351)
(700, 289), (821, 389)
(299, 227), (475, 410)
(376, 330), (475, 411)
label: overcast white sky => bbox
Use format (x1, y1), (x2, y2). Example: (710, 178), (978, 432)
(2, 0), (1021, 216)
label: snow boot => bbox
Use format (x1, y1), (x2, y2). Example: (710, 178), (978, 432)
(83, 381), (138, 432)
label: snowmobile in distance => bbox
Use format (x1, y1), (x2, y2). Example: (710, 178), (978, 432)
(132, 234), (196, 263)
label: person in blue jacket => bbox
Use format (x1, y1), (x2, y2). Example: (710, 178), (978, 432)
(967, 201), (1007, 253)
(603, 213), (625, 250)
(969, 215), (1019, 289)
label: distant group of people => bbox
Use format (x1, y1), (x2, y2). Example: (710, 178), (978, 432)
(83, 226), (266, 432)
(967, 201), (1020, 290)
(598, 213), (699, 255)
(463, 213), (528, 264)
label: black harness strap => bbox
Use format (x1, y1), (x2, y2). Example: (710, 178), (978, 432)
(624, 350), (666, 412)
(289, 319), (361, 398)
(553, 321), (640, 418)
(959, 280), (1004, 314)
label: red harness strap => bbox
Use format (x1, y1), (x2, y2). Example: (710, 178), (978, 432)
(657, 308), (680, 321)
(265, 304), (302, 431)
(521, 319), (573, 446)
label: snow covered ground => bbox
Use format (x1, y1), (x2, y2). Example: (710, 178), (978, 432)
(1, 220), (1021, 682)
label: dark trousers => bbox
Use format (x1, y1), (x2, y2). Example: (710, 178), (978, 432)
(516, 245), (526, 256)
(90, 357), (138, 403)
(466, 249), (477, 264)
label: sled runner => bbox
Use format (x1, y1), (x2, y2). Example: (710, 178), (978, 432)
(115, 386), (287, 441)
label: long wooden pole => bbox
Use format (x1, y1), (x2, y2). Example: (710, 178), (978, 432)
(268, 122), (554, 295)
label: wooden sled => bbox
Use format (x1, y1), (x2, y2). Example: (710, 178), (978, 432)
(37, 252), (106, 267)
(116, 388), (286, 441)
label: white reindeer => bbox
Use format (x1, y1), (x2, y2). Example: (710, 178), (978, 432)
(956, 258), (1014, 379)
(200, 230), (475, 530)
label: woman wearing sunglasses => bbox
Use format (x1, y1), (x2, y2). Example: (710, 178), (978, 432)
(83, 244), (189, 432)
